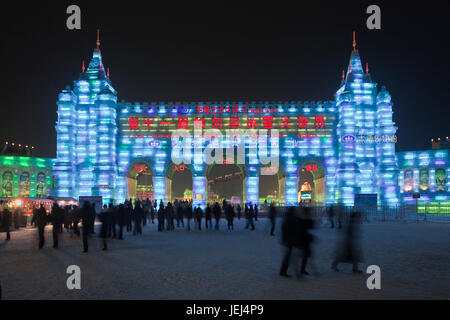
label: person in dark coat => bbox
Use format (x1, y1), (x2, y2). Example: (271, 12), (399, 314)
(98, 205), (108, 250)
(332, 210), (364, 273)
(117, 204), (125, 240)
(205, 204), (212, 229)
(279, 206), (300, 277)
(107, 203), (117, 238)
(269, 202), (277, 236)
(213, 202), (221, 230)
(31, 205), (38, 228)
(237, 204), (242, 220)
(194, 207), (202, 231)
(296, 206), (315, 276)
(175, 200), (184, 228)
(245, 203), (255, 230)
(166, 202), (175, 231)
(254, 204), (258, 221)
(2, 205), (12, 241)
(72, 206), (81, 237)
(225, 204), (235, 230)
(185, 203), (193, 231)
(133, 202), (143, 235)
(36, 205), (48, 249)
(125, 203), (133, 232)
(157, 204), (165, 231)
(80, 202), (91, 252)
(150, 201), (156, 224)
(49, 203), (63, 248)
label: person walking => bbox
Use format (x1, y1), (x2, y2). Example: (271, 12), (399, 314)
(133, 202), (143, 235)
(331, 210), (364, 273)
(194, 206), (203, 231)
(269, 202), (277, 236)
(107, 203), (117, 238)
(296, 206), (315, 276)
(205, 204), (212, 229)
(185, 203), (193, 231)
(225, 203), (235, 230)
(245, 203), (255, 231)
(237, 204), (242, 220)
(80, 202), (91, 253)
(117, 204), (125, 240)
(49, 203), (63, 248)
(2, 203), (12, 241)
(157, 203), (165, 232)
(98, 205), (109, 250)
(254, 204), (258, 222)
(126, 203), (133, 232)
(36, 205), (48, 249)
(279, 207), (299, 277)
(213, 202), (221, 230)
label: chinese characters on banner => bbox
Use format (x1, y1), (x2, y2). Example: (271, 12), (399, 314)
(127, 116), (326, 131)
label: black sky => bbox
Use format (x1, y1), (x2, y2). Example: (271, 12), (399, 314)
(1, 1), (449, 158)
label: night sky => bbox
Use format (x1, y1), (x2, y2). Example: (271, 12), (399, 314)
(1, 1), (448, 159)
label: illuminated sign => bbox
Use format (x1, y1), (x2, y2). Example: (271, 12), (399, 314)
(148, 140), (161, 148)
(342, 135), (356, 143)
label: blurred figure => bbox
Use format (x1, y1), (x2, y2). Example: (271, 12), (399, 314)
(269, 202), (277, 236)
(89, 202), (96, 234)
(205, 204), (212, 229)
(279, 207), (299, 277)
(237, 204), (242, 220)
(225, 203), (235, 230)
(245, 203), (255, 231)
(72, 205), (81, 237)
(49, 203), (63, 248)
(107, 203), (116, 238)
(2, 203), (12, 241)
(157, 203), (165, 232)
(98, 205), (108, 250)
(36, 205), (48, 249)
(337, 205), (344, 229)
(254, 204), (258, 222)
(296, 206), (315, 276)
(117, 204), (125, 240)
(327, 205), (335, 228)
(213, 202), (221, 230)
(331, 210), (364, 273)
(133, 202), (143, 235)
(194, 206), (203, 231)
(166, 202), (175, 231)
(125, 203), (133, 232)
(80, 202), (91, 252)
(185, 202), (193, 231)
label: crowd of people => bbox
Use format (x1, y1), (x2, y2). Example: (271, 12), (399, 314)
(1, 198), (364, 278)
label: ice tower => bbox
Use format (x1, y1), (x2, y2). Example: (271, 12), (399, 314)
(54, 30), (118, 202)
(336, 32), (399, 206)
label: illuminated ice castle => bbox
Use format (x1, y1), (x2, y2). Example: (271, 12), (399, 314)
(52, 32), (406, 207)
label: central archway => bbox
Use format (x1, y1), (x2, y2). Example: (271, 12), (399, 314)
(297, 158), (325, 205)
(126, 159), (153, 201)
(206, 164), (245, 205)
(166, 163), (193, 202)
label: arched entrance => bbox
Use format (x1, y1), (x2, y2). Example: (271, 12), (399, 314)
(298, 159), (325, 205)
(166, 163), (193, 202)
(259, 165), (282, 205)
(206, 164), (245, 205)
(127, 159), (153, 201)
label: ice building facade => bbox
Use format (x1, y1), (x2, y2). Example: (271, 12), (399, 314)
(53, 33), (403, 207)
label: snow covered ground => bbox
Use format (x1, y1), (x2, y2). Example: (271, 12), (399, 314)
(0, 218), (449, 300)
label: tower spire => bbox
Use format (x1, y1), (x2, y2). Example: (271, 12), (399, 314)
(82, 60), (85, 73)
(96, 29), (100, 49)
(107, 67), (110, 79)
(352, 31), (356, 51)
(366, 62), (369, 74)
(342, 69), (345, 81)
